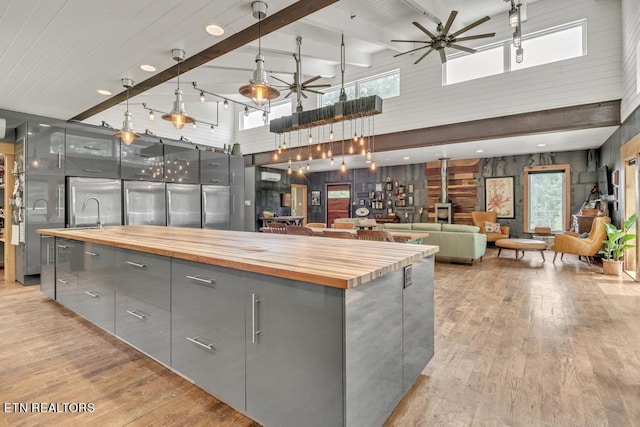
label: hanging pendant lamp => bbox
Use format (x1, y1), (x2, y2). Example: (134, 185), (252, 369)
(114, 78), (140, 145)
(162, 49), (195, 130)
(239, 1), (280, 107)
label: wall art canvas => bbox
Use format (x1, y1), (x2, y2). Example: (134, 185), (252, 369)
(485, 176), (515, 218)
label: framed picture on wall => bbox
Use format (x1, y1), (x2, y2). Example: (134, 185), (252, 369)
(281, 193), (291, 207)
(484, 176), (515, 219)
(310, 190), (321, 206)
(408, 183), (415, 194)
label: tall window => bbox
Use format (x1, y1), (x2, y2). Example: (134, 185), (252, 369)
(524, 165), (571, 232)
(239, 100), (292, 131)
(445, 19), (587, 85)
(320, 70), (400, 107)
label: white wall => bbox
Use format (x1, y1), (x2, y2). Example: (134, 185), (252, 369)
(237, 0), (622, 155)
(621, 0), (640, 120)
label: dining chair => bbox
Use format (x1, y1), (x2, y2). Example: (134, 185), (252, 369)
(333, 222), (355, 229)
(265, 222), (287, 233)
(356, 230), (395, 242)
(323, 230), (356, 239)
(286, 225), (314, 236)
(306, 222), (326, 229)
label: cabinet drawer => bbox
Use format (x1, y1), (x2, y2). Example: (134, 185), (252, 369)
(55, 238), (83, 273)
(74, 285), (115, 333)
(115, 249), (170, 310)
(115, 293), (170, 365)
(171, 259), (245, 335)
(55, 270), (79, 308)
(200, 152), (229, 185)
(82, 243), (116, 290)
(172, 318), (245, 410)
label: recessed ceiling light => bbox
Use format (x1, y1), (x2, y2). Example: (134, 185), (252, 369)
(538, 143), (546, 147)
(140, 64), (156, 72)
(205, 24), (225, 36)
(403, 156), (410, 160)
(97, 89), (112, 96)
(476, 149), (484, 153)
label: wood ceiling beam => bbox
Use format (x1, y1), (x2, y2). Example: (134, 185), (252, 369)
(247, 100), (621, 166)
(70, 0), (339, 122)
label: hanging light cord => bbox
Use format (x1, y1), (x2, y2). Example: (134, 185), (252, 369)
(339, 34), (346, 101)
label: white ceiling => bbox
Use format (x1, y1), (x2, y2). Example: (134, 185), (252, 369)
(0, 0), (617, 170)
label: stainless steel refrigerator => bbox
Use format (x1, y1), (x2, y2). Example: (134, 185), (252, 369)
(202, 185), (230, 230)
(67, 177), (122, 227)
(123, 181), (166, 225)
(166, 183), (201, 228)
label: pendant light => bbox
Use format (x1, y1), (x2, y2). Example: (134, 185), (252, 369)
(162, 49), (194, 130)
(114, 78), (140, 145)
(239, 1), (280, 107)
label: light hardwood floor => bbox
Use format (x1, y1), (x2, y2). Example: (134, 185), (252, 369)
(1, 248), (639, 426)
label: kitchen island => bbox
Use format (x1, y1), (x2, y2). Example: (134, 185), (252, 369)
(38, 225), (437, 427)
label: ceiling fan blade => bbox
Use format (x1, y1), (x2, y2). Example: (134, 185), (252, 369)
(284, 91), (293, 99)
(391, 39), (431, 43)
(301, 91), (308, 99)
(439, 49), (447, 64)
(414, 47), (435, 64)
(441, 11), (458, 36)
(303, 88), (325, 95)
(412, 21), (437, 40)
(301, 75), (322, 85)
(270, 75), (292, 85)
(304, 84), (331, 88)
(449, 44), (476, 54)
(453, 33), (495, 42)
(394, 45), (430, 58)
(449, 16), (490, 39)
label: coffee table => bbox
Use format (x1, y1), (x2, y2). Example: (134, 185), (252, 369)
(495, 238), (547, 262)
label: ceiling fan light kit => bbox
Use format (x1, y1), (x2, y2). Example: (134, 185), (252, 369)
(509, 0), (525, 63)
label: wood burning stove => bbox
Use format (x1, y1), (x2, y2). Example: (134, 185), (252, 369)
(435, 158), (453, 224)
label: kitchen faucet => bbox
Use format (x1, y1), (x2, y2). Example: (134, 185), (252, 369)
(82, 196), (102, 229)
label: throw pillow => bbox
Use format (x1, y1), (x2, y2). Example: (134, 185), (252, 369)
(484, 221), (502, 233)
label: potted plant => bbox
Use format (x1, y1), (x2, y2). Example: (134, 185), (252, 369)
(599, 213), (637, 275)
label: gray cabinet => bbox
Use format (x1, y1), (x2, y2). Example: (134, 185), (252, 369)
(163, 143), (199, 184)
(26, 123), (65, 174)
(200, 151), (229, 185)
(76, 243), (116, 333)
(115, 248), (171, 364)
(40, 235), (55, 298)
(65, 126), (120, 178)
(245, 273), (344, 427)
(171, 259), (246, 410)
(229, 156), (245, 231)
(54, 238), (82, 309)
(121, 137), (164, 181)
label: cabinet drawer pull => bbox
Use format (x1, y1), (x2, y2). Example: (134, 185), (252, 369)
(252, 293), (262, 344)
(83, 145), (101, 151)
(83, 168), (103, 173)
(176, 158), (190, 162)
(57, 244), (70, 249)
(209, 179), (221, 183)
(126, 261), (147, 268)
(208, 162), (221, 166)
(84, 251), (99, 256)
(135, 173), (150, 176)
(126, 309), (148, 320)
(84, 290), (100, 298)
(57, 279), (70, 285)
(57, 152), (62, 169)
(186, 275), (214, 285)
(186, 336), (216, 350)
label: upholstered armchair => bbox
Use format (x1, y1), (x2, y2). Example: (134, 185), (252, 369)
(471, 211), (510, 243)
(551, 216), (610, 265)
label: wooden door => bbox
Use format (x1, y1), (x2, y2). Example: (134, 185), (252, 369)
(326, 184), (351, 227)
(291, 184), (307, 223)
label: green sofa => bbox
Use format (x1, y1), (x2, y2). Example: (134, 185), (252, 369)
(381, 223), (487, 264)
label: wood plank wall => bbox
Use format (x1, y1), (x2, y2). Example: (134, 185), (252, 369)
(425, 158), (480, 225)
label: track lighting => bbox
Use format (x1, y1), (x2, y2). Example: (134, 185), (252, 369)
(200, 91), (205, 103)
(223, 99), (229, 111)
(149, 110), (154, 121)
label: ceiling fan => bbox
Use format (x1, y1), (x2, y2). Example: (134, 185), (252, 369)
(392, 11), (495, 64)
(270, 36), (330, 112)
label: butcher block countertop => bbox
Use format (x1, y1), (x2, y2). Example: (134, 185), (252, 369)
(37, 225), (438, 289)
